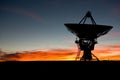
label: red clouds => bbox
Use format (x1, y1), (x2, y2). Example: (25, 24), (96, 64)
(93, 45), (120, 60)
(0, 49), (76, 61)
(0, 45), (120, 61)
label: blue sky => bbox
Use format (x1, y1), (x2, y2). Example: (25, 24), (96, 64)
(0, 0), (120, 53)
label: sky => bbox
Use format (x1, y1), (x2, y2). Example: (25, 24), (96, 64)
(0, 0), (120, 61)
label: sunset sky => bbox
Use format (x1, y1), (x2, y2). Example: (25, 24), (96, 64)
(0, 0), (120, 61)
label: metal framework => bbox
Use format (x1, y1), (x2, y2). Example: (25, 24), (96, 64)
(64, 11), (113, 61)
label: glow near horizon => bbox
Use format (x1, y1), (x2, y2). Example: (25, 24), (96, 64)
(0, 0), (120, 53)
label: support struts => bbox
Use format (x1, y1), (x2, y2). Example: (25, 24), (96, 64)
(75, 11), (99, 61)
(64, 11), (113, 61)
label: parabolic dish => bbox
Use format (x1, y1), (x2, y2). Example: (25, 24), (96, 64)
(64, 24), (113, 39)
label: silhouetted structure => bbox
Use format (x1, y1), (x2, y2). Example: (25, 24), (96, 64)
(64, 11), (113, 61)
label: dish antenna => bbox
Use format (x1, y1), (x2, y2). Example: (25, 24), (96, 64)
(64, 11), (113, 61)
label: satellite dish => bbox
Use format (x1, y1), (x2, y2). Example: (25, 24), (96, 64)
(64, 11), (113, 61)
(64, 24), (112, 39)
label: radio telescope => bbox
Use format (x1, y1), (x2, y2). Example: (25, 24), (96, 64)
(64, 11), (113, 61)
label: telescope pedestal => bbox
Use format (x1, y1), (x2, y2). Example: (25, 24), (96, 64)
(75, 38), (99, 61)
(80, 49), (92, 61)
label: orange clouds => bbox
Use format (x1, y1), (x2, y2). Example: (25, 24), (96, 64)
(93, 45), (120, 60)
(0, 45), (120, 62)
(0, 49), (76, 61)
